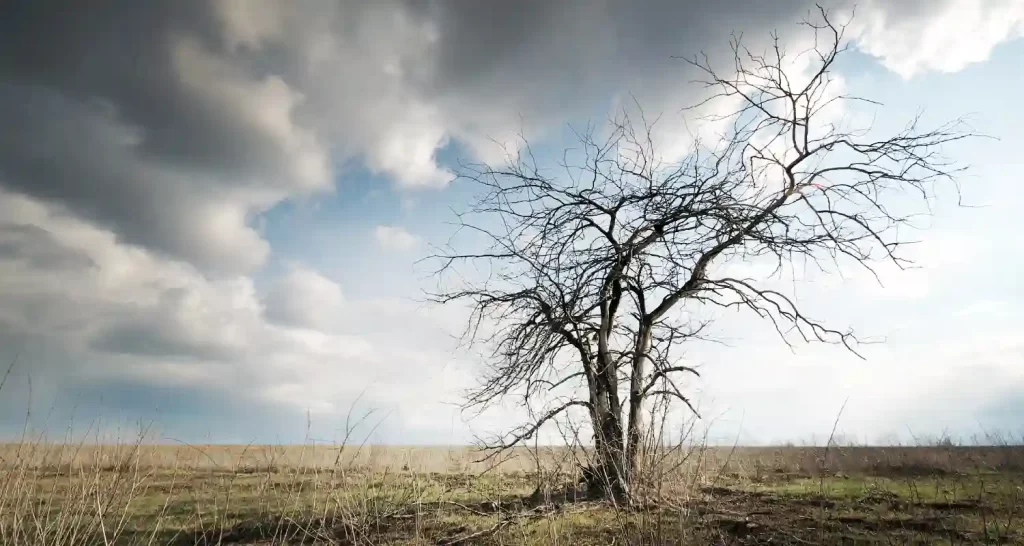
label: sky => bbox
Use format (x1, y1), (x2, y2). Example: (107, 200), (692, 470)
(0, 0), (1022, 446)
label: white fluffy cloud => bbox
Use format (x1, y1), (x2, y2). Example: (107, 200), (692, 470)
(374, 225), (421, 252)
(212, 0), (456, 189)
(850, 0), (1024, 78)
(0, 189), (468, 427)
(264, 265), (345, 330)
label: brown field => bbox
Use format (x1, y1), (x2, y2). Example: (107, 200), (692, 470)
(1, 440), (1023, 545)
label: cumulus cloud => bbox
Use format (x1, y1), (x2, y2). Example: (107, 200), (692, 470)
(0, 189), (467, 430)
(374, 225), (421, 252)
(263, 265), (344, 330)
(3, 1), (1019, 275)
(850, 0), (1024, 78)
(0, 4), (337, 273)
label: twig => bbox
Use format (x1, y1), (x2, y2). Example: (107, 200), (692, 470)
(436, 505), (559, 545)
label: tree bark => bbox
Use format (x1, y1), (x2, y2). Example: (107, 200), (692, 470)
(625, 325), (653, 486)
(589, 407), (628, 502)
(586, 363), (629, 502)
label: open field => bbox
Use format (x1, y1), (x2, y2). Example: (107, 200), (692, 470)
(2, 442), (1022, 545)
(6, 443), (1024, 474)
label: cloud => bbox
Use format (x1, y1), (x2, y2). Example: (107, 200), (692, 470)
(0, 189), (468, 435)
(0, 2), (339, 273)
(849, 0), (1024, 78)
(0, 223), (97, 271)
(374, 225), (421, 252)
(212, 0), (456, 189)
(263, 265), (344, 330)
(3, 1), (1018, 274)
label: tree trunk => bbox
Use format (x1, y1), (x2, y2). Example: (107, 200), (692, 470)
(586, 411), (629, 502)
(625, 326), (653, 488)
(587, 377), (630, 503)
(589, 313), (632, 504)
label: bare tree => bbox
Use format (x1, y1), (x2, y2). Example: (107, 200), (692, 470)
(430, 9), (974, 502)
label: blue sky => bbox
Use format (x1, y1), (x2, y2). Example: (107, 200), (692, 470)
(0, 0), (1022, 446)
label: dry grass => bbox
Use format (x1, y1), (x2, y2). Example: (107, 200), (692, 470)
(7, 443), (1019, 474)
(1, 434), (1022, 545)
(0, 444), (561, 474)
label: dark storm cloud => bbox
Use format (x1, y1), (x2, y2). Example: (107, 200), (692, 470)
(0, 1), (276, 181)
(424, 0), (811, 89)
(414, 0), (819, 133)
(0, 85), (258, 271)
(0, 0), (325, 272)
(0, 0), (946, 274)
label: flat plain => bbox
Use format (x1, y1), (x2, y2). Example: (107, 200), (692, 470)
(2, 442), (1022, 545)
